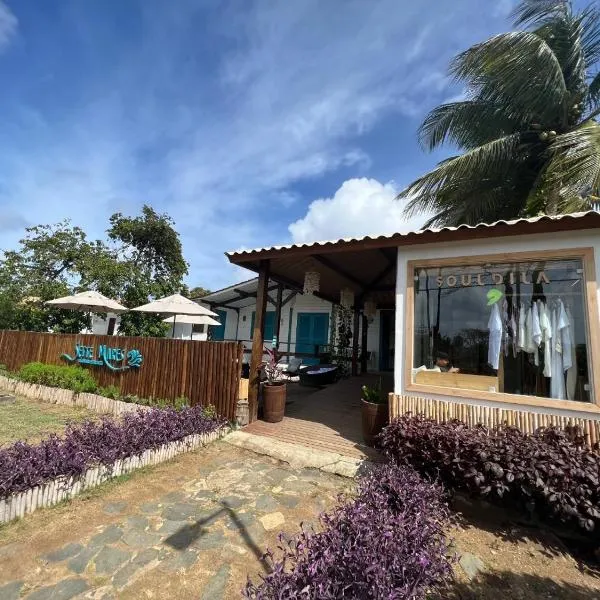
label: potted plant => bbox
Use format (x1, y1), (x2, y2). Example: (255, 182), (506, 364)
(361, 377), (388, 446)
(261, 348), (286, 423)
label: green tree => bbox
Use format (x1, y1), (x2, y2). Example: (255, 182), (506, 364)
(108, 205), (189, 337)
(187, 286), (211, 299)
(399, 0), (600, 227)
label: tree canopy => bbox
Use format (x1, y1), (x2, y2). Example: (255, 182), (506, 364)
(399, 0), (600, 227)
(0, 206), (199, 336)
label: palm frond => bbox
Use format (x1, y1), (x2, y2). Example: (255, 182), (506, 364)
(512, 0), (570, 27)
(451, 32), (568, 125)
(589, 71), (600, 107)
(543, 121), (600, 198)
(418, 100), (528, 151)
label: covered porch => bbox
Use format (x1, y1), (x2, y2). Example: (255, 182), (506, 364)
(244, 374), (393, 459)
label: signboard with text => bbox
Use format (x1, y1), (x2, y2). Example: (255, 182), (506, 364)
(62, 343), (143, 372)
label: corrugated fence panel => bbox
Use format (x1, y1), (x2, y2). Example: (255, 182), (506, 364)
(389, 394), (600, 449)
(0, 331), (243, 420)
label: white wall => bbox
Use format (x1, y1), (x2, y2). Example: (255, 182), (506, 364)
(88, 313), (121, 335)
(394, 228), (600, 420)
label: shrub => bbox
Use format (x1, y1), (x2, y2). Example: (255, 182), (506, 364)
(380, 414), (600, 539)
(97, 385), (120, 399)
(244, 464), (453, 599)
(0, 406), (227, 499)
(18, 362), (97, 393)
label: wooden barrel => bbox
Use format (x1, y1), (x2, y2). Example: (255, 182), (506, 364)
(263, 383), (287, 423)
(361, 399), (389, 446)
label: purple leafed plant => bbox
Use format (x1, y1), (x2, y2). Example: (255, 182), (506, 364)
(0, 406), (226, 499)
(243, 464), (454, 599)
(380, 414), (600, 539)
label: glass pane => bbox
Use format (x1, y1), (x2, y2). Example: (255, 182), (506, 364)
(412, 258), (591, 402)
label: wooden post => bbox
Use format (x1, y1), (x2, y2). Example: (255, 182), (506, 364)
(273, 284), (283, 351)
(248, 260), (270, 422)
(360, 314), (368, 374)
(351, 309), (360, 376)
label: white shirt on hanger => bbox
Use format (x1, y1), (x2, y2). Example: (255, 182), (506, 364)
(538, 301), (552, 378)
(550, 307), (566, 400)
(487, 303), (503, 370)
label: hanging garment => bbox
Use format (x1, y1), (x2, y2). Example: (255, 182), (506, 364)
(487, 303), (503, 370)
(510, 311), (518, 357)
(532, 302), (541, 366)
(539, 301), (552, 378)
(550, 307), (566, 400)
(502, 300), (510, 357)
(524, 307), (536, 354)
(517, 303), (526, 351)
(559, 301), (572, 372)
(566, 306), (577, 400)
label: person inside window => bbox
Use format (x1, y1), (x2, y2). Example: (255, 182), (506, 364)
(435, 351), (459, 373)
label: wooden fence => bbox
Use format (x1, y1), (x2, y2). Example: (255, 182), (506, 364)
(0, 331), (244, 420)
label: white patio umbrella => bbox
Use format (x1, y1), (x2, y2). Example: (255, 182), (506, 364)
(162, 314), (221, 340)
(45, 290), (128, 335)
(45, 290), (128, 314)
(131, 293), (218, 337)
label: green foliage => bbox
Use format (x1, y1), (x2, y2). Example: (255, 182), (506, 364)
(0, 205), (199, 337)
(400, 0), (600, 226)
(17, 362), (98, 393)
(186, 286), (211, 299)
(361, 377), (387, 404)
(97, 384), (121, 399)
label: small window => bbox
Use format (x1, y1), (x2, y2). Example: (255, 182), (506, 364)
(107, 318), (117, 336)
(411, 257), (592, 403)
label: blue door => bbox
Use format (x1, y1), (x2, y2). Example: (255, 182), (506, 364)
(250, 311), (276, 344)
(295, 313), (329, 355)
(210, 310), (227, 341)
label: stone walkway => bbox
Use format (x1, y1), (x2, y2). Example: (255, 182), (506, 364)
(0, 442), (351, 599)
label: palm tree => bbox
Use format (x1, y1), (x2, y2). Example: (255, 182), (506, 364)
(399, 0), (600, 227)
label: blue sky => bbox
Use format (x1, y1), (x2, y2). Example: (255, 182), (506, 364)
(0, 0), (541, 290)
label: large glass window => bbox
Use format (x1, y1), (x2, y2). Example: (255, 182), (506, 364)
(412, 257), (592, 403)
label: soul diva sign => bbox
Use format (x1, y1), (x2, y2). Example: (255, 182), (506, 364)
(62, 343), (143, 372)
(436, 270), (551, 288)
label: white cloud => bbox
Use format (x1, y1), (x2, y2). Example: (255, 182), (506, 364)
(0, 1), (16, 52)
(288, 178), (429, 243)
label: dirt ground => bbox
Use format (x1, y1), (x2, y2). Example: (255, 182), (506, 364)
(444, 499), (600, 600)
(0, 394), (97, 446)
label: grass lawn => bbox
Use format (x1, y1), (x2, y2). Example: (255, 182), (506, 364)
(0, 394), (97, 446)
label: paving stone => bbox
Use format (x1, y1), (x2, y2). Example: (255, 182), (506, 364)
(194, 490), (215, 501)
(139, 502), (162, 514)
(259, 512), (285, 531)
(219, 495), (246, 509)
(282, 479), (317, 493)
(199, 565), (231, 600)
(161, 549), (199, 572)
(161, 503), (198, 521)
(158, 519), (189, 536)
(25, 585), (55, 600)
(43, 543), (84, 563)
(255, 494), (279, 512)
(132, 548), (160, 566)
(125, 516), (149, 531)
(164, 522), (207, 550)
(50, 578), (89, 600)
(88, 525), (123, 549)
(94, 547), (132, 575)
(67, 547), (98, 574)
(112, 562), (143, 589)
(459, 552), (486, 580)
(193, 529), (225, 551)
(102, 501), (128, 515)
(264, 468), (292, 485)
(0, 581), (23, 600)
(121, 529), (161, 548)
(225, 511), (255, 530)
(276, 494), (300, 509)
(161, 491), (186, 503)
